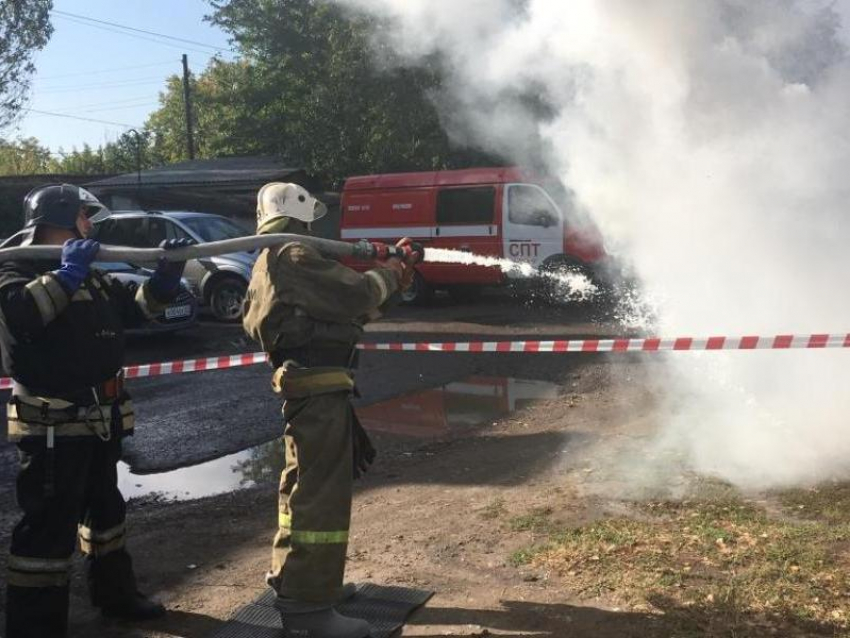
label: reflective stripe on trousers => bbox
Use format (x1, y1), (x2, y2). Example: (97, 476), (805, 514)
(278, 512), (349, 545)
(78, 522), (127, 556)
(6, 554), (73, 588)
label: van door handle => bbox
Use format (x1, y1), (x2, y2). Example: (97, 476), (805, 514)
(460, 244), (471, 251)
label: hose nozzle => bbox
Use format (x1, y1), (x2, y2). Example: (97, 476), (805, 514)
(364, 241), (424, 264)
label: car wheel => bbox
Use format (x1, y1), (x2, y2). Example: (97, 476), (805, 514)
(401, 271), (432, 306)
(209, 277), (247, 322)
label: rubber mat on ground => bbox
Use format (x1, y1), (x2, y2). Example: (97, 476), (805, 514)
(207, 584), (433, 638)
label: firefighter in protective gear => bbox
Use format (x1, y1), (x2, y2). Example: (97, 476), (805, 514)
(243, 182), (419, 638)
(1, 184), (192, 638)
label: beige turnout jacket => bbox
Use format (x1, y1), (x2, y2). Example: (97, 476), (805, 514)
(242, 241), (400, 355)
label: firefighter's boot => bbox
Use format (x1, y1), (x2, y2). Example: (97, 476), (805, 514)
(277, 599), (371, 638)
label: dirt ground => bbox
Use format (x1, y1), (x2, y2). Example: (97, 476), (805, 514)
(2, 296), (848, 637)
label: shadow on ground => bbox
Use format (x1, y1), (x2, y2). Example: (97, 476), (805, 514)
(410, 597), (839, 638)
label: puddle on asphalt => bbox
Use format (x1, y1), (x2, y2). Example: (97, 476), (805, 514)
(118, 441), (282, 502)
(120, 375), (561, 502)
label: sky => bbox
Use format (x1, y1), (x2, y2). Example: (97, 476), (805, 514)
(9, 0), (850, 154)
(12, 0), (235, 154)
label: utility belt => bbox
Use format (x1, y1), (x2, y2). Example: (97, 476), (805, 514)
(270, 346), (357, 399)
(12, 373), (125, 406)
(7, 374), (134, 443)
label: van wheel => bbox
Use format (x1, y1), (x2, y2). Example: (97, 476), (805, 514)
(401, 272), (431, 306)
(209, 276), (247, 322)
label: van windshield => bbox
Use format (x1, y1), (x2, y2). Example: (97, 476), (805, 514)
(181, 216), (250, 242)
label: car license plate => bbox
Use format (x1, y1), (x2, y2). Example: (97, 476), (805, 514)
(164, 304), (191, 319)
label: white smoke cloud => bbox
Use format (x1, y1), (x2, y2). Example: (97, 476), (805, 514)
(338, 0), (850, 488)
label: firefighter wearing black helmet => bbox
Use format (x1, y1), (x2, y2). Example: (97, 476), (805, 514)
(0, 184), (192, 638)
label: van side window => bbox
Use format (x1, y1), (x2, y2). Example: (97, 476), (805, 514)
(436, 187), (495, 224)
(508, 185), (559, 228)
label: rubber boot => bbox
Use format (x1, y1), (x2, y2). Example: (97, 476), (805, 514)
(276, 599), (371, 638)
(6, 584), (70, 638)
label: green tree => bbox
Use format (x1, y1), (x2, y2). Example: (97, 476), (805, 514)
(142, 0), (499, 186)
(44, 130), (161, 175)
(0, 137), (53, 175)
(0, 0), (53, 129)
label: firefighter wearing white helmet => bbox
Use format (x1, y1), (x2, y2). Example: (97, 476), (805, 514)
(243, 183), (419, 638)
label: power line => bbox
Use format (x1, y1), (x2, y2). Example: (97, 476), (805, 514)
(24, 108), (135, 128)
(52, 10), (234, 53)
(38, 75), (171, 89)
(38, 60), (178, 80)
(54, 14), (219, 56)
(36, 94), (166, 110)
(33, 101), (160, 117)
(36, 80), (168, 94)
(38, 74), (169, 88)
(81, 102), (160, 114)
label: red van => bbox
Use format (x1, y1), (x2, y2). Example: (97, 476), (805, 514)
(340, 167), (607, 303)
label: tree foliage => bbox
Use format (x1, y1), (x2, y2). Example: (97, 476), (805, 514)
(0, 0), (53, 130)
(0, 137), (53, 174)
(141, 0), (500, 187)
(0, 131), (161, 177)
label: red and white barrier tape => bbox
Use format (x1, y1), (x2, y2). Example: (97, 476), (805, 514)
(0, 352), (269, 390)
(123, 352), (269, 380)
(357, 334), (850, 352)
(0, 334), (847, 390)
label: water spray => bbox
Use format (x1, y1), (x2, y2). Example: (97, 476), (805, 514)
(424, 248), (598, 301)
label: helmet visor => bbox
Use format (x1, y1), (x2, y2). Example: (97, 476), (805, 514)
(84, 202), (109, 221)
(313, 200), (328, 222)
(78, 187), (109, 222)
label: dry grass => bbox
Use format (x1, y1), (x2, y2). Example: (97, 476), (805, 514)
(510, 482), (850, 637)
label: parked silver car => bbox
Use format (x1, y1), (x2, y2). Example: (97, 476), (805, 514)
(94, 211), (256, 321)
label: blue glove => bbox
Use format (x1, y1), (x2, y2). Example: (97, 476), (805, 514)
(52, 239), (100, 293)
(148, 238), (194, 300)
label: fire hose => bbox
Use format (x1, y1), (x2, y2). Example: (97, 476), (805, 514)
(0, 235), (425, 265)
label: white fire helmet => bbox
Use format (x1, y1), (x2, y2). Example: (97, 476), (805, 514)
(256, 182), (327, 234)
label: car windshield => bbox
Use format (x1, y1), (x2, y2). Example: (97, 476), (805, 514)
(180, 216), (250, 242)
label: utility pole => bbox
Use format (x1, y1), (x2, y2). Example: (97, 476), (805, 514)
(181, 54), (195, 160)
